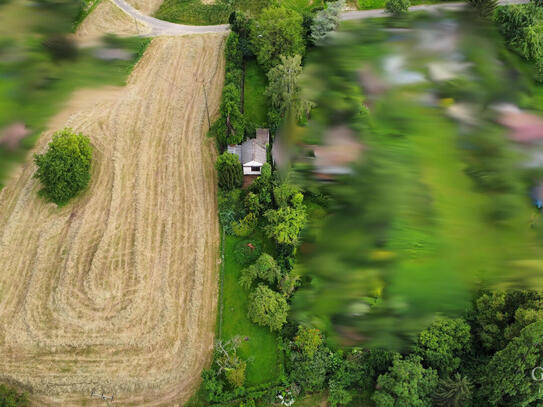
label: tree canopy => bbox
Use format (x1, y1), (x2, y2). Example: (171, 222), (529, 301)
(372, 356), (438, 407)
(249, 6), (305, 70)
(264, 206), (307, 245)
(216, 152), (243, 191)
(415, 318), (471, 375)
(33, 128), (92, 206)
(247, 284), (289, 331)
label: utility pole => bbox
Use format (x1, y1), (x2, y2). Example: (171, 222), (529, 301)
(202, 81), (211, 129)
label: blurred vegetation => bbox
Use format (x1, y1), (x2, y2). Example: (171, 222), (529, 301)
(290, 15), (543, 349)
(0, 0), (151, 190)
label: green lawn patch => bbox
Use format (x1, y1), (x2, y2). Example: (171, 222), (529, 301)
(221, 232), (281, 386)
(244, 59), (268, 126)
(356, 0), (449, 10)
(155, 0), (270, 25)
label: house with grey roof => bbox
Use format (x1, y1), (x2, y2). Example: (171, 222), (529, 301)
(228, 128), (269, 176)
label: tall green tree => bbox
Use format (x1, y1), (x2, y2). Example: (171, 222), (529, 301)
(414, 318), (471, 375)
(215, 152), (243, 190)
(372, 356), (438, 407)
(215, 84), (245, 146)
(266, 55), (304, 118)
(249, 6), (305, 70)
(34, 128), (92, 206)
(479, 320), (543, 406)
(247, 284), (289, 331)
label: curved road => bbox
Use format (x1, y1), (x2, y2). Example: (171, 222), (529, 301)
(110, 0), (530, 36)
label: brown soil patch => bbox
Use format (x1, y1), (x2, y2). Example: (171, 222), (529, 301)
(75, 0), (151, 46)
(0, 33), (226, 406)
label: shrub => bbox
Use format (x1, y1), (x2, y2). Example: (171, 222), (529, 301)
(34, 128), (92, 206)
(233, 238), (263, 266)
(232, 212), (258, 237)
(216, 152), (243, 191)
(239, 253), (281, 289)
(247, 284), (289, 331)
(0, 384), (29, 406)
(385, 0), (410, 15)
(264, 206), (307, 245)
(294, 326), (323, 359)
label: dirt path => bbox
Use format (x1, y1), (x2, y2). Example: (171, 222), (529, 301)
(0, 33), (226, 406)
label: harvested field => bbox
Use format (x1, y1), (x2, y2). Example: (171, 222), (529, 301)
(75, 0), (151, 44)
(0, 33), (226, 406)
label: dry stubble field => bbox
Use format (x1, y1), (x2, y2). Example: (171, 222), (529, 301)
(0, 33), (226, 406)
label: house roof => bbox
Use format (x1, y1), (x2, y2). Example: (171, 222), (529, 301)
(498, 111), (543, 143)
(307, 126), (364, 175)
(228, 128), (269, 166)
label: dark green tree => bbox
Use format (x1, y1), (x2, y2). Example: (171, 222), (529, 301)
(215, 152), (243, 190)
(470, 289), (543, 353)
(288, 345), (333, 392)
(215, 84), (245, 146)
(372, 356), (438, 407)
(479, 320), (543, 406)
(34, 128), (92, 206)
(432, 374), (473, 407)
(385, 0), (410, 15)
(247, 284), (289, 331)
(414, 318), (471, 375)
(249, 6), (305, 70)
(239, 253), (281, 289)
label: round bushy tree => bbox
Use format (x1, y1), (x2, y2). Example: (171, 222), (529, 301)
(415, 317), (471, 375)
(33, 128), (92, 206)
(249, 6), (305, 70)
(385, 0), (410, 15)
(215, 152), (243, 191)
(247, 284), (288, 331)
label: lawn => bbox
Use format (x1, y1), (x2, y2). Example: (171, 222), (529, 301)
(244, 59), (268, 126)
(155, 0), (270, 25)
(356, 0), (450, 10)
(155, 0), (321, 25)
(221, 232), (281, 386)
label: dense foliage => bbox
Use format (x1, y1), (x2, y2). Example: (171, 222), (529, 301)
(249, 6), (306, 70)
(385, 0), (410, 15)
(496, 3), (543, 81)
(216, 152), (243, 190)
(247, 284), (289, 331)
(33, 128), (92, 206)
